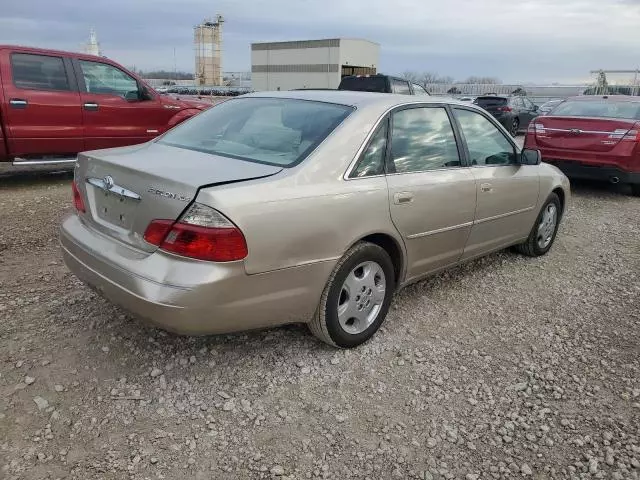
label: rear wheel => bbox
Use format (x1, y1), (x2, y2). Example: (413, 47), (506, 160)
(516, 193), (561, 257)
(510, 118), (520, 136)
(309, 242), (395, 348)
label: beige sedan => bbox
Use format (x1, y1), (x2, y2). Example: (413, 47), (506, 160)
(61, 91), (570, 348)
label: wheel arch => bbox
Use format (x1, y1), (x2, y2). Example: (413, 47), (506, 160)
(353, 232), (406, 286)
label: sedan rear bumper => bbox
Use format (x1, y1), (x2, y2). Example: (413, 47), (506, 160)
(60, 214), (335, 335)
(544, 160), (640, 185)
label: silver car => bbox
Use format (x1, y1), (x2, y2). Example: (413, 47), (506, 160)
(61, 91), (570, 348)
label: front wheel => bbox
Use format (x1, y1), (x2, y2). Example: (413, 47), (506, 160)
(309, 242), (396, 348)
(510, 118), (520, 136)
(516, 193), (561, 257)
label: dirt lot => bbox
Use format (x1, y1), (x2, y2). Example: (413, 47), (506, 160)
(1, 166), (639, 480)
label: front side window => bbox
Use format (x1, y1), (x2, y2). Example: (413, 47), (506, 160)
(523, 98), (535, 110)
(79, 60), (139, 98)
(511, 97), (524, 109)
(454, 109), (517, 166)
(159, 98), (353, 167)
(392, 79), (411, 95)
(350, 120), (388, 178)
(11, 53), (70, 91)
(389, 107), (461, 173)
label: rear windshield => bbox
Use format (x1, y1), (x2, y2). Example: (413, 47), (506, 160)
(158, 98), (354, 167)
(549, 100), (640, 120)
(474, 96), (508, 107)
(339, 76), (387, 92)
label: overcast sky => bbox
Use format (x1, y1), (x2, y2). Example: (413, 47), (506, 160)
(2, 0), (640, 84)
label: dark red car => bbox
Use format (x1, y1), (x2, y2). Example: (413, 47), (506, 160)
(524, 95), (640, 196)
(0, 45), (211, 166)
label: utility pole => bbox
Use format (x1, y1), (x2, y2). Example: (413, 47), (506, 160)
(173, 47), (177, 82)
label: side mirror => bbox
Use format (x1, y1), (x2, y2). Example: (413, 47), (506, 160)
(533, 105), (539, 112)
(124, 90), (140, 102)
(520, 148), (541, 166)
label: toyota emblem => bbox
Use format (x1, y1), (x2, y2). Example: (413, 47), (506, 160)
(103, 175), (114, 190)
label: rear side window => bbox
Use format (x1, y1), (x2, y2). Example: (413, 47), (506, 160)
(550, 100), (640, 120)
(11, 53), (70, 91)
(389, 107), (461, 173)
(391, 79), (411, 95)
(350, 120), (388, 178)
(159, 98), (354, 167)
(338, 76), (387, 92)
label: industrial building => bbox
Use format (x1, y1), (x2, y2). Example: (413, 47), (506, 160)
(251, 38), (379, 91)
(194, 15), (224, 86)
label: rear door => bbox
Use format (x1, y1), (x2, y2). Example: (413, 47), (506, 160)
(74, 58), (171, 151)
(385, 105), (477, 280)
(452, 107), (540, 259)
(0, 50), (83, 157)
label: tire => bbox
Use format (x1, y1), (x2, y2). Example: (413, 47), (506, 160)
(516, 193), (562, 257)
(630, 184), (640, 197)
(309, 241), (396, 348)
(510, 117), (520, 136)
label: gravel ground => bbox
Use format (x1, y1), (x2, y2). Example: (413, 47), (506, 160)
(0, 163), (639, 480)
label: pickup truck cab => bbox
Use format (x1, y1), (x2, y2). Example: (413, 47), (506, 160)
(0, 45), (210, 166)
(338, 74), (430, 96)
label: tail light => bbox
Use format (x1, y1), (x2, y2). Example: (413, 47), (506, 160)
(532, 123), (547, 135)
(72, 180), (86, 213)
(497, 106), (512, 112)
(143, 203), (248, 262)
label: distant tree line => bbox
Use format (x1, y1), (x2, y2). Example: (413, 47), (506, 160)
(402, 71), (502, 87)
(127, 67), (194, 80)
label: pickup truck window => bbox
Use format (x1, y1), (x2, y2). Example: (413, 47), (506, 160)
(79, 60), (139, 98)
(412, 84), (430, 96)
(391, 79), (411, 95)
(11, 53), (70, 91)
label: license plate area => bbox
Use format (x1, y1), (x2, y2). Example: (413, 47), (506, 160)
(92, 189), (137, 230)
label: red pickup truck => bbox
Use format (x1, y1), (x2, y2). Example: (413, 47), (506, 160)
(0, 45), (210, 166)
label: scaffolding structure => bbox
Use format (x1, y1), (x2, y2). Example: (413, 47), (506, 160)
(194, 15), (224, 86)
(84, 28), (102, 56)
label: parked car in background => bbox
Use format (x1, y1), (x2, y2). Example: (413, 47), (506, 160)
(0, 45), (210, 166)
(525, 95), (640, 196)
(474, 95), (539, 136)
(338, 74), (430, 95)
(538, 99), (564, 115)
(61, 91), (569, 348)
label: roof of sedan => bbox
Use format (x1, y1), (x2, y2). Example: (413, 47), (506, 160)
(245, 90), (465, 109)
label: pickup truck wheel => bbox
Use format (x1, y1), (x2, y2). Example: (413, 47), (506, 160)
(309, 242), (395, 348)
(516, 193), (561, 257)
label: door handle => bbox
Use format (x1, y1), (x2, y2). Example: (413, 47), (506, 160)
(83, 102), (99, 111)
(9, 99), (28, 109)
(393, 192), (414, 204)
(480, 183), (493, 193)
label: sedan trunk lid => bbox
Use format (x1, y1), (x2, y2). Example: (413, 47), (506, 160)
(75, 142), (282, 252)
(534, 116), (638, 152)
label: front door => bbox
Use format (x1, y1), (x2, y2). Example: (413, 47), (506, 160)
(452, 107), (540, 260)
(0, 51), (83, 157)
(74, 59), (168, 151)
(386, 105), (477, 281)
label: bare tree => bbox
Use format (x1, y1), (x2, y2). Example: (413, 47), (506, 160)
(464, 76), (501, 84)
(402, 71), (419, 83)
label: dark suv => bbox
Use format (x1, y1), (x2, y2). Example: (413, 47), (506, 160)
(473, 95), (539, 136)
(338, 74), (430, 96)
